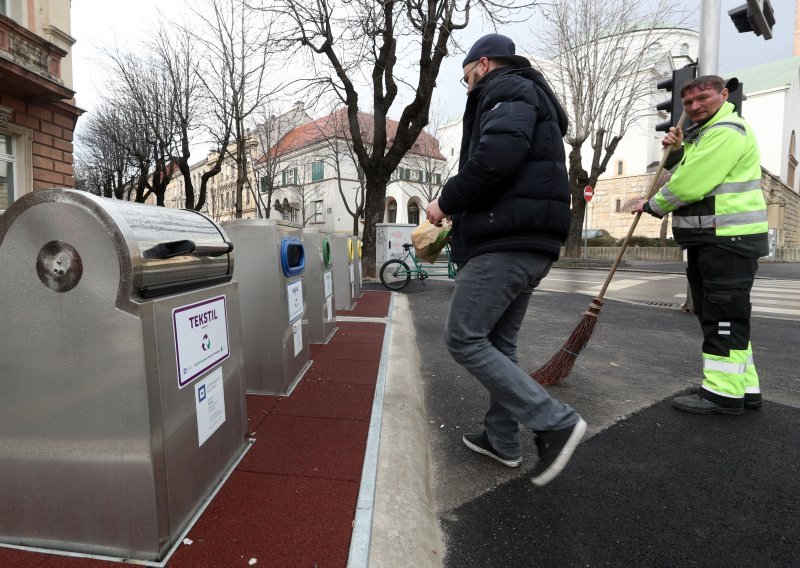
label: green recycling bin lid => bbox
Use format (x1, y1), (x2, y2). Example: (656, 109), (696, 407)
(322, 238), (332, 269)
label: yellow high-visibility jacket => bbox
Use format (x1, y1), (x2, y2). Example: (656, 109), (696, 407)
(648, 102), (767, 250)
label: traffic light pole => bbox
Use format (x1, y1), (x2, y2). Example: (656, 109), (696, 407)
(698, 0), (721, 75)
(681, 0), (722, 313)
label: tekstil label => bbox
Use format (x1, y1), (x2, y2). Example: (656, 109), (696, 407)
(173, 295), (230, 388)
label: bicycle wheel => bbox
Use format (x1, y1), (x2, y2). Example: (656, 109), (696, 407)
(379, 259), (411, 291)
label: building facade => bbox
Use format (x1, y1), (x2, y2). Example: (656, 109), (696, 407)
(1, 0), (79, 213)
(165, 106), (447, 234)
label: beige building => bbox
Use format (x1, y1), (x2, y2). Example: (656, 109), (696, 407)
(1, 0), (80, 212)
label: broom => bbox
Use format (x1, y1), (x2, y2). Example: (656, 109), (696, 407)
(532, 111), (688, 386)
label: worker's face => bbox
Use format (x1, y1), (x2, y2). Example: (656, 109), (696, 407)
(681, 85), (728, 124)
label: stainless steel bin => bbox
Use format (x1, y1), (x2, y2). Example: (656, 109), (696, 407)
(351, 235), (363, 300)
(331, 233), (356, 310)
(0, 189), (248, 562)
(303, 228), (337, 344)
(222, 219), (311, 395)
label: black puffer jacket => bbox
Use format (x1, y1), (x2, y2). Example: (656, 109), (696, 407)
(438, 65), (571, 260)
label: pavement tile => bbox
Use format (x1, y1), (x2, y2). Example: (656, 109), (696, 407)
(272, 380), (375, 422)
(167, 470), (358, 568)
(241, 415), (368, 481)
(0, 548), (49, 567)
(304, 358), (379, 385)
(312, 341), (382, 362)
(246, 394), (280, 432)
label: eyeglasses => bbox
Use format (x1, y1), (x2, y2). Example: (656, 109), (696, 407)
(460, 61), (481, 88)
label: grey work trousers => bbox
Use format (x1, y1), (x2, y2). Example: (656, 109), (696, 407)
(444, 251), (579, 459)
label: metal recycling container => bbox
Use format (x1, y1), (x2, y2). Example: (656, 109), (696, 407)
(222, 219), (310, 396)
(331, 233), (356, 310)
(350, 235), (363, 300)
(0, 189), (248, 562)
(303, 228), (337, 344)
(376, 223), (417, 265)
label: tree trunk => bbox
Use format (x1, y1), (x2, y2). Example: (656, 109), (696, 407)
(564, 145), (589, 257)
(362, 178), (387, 277)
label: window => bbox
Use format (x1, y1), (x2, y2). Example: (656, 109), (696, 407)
(434, 173), (442, 185)
(680, 43), (690, 56)
(311, 161), (324, 181)
(312, 199), (324, 223)
(0, 0), (6, 15)
(417, 170), (424, 181)
(282, 167), (297, 186)
(246, 189), (250, 205)
(387, 200), (397, 223)
(615, 199), (621, 213)
(616, 160), (624, 176)
(0, 134), (14, 211)
(291, 208), (299, 223)
(260, 176), (271, 193)
(408, 201), (420, 225)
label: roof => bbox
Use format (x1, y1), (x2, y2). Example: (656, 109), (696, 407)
(728, 56), (800, 94)
(262, 107), (445, 162)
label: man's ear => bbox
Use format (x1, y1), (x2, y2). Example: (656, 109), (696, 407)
(721, 88), (729, 101)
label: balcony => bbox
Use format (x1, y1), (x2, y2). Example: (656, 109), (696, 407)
(0, 14), (74, 102)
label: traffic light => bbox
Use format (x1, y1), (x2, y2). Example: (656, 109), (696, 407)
(655, 65), (697, 133)
(728, 0), (775, 40)
(725, 77), (745, 116)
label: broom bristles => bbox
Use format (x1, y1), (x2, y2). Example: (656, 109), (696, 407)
(532, 298), (604, 386)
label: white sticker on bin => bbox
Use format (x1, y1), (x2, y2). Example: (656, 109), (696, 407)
(323, 270), (333, 299)
(195, 367), (226, 447)
(287, 279), (304, 323)
(293, 320), (302, 356)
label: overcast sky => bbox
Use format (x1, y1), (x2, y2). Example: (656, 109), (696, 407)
(70, 0), (797, 130)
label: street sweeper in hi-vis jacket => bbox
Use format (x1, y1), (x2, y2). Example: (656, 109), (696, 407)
(634, 74), (769, 416)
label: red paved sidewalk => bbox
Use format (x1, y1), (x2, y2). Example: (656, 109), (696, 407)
(0, 291), (391, 568)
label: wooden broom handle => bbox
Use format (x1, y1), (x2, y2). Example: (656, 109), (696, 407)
(595, 111), (688, 300)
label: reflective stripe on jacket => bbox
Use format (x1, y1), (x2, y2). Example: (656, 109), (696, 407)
(648, 102), (767, 246)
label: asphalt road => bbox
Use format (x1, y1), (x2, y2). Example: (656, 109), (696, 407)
(405, 284), (800, 567)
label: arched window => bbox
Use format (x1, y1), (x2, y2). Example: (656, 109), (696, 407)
(615, 199), (621, 213)
(788, 131), (797, 190)
(680, 43), (690, 56)
(387, 199), (397, 223)
(408, 201), (420, 225)
(616, 160), (624, 176)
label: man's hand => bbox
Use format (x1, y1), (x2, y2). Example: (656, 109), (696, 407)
(632, 199), (647, 214)
(425, 198), (446, 227)
(662, 126), (683, 152)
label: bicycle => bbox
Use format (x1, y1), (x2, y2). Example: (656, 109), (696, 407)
(379, 243), (457, 291)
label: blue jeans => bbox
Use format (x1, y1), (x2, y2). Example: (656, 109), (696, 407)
(444, 251), (579, 459)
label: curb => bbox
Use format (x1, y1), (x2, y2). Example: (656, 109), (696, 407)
(367, 293), (444, 568)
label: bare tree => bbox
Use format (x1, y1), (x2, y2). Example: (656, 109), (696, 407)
(192, 0), (280, 219)
(268, 0), (538, 276)
(534, 0), (689, 257)
(75, 102), (137, 199)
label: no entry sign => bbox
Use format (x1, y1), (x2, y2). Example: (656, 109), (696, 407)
(584, 186), (594, 202)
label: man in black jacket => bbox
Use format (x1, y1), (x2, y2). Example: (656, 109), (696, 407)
(426, 34), (585, 486)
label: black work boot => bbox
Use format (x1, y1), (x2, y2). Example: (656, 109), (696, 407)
(462, 431), (521, 468)
(672, 394), (743, 415)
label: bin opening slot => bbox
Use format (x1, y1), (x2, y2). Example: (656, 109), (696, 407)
(281, 238), (305, 277)
(143, 240), (233, 260)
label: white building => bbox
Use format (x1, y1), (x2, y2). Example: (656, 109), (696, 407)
(255, 107), (448, 234)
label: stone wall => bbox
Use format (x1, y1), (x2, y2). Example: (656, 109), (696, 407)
(593, 168), (800, 246)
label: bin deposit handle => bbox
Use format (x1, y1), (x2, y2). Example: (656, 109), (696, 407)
(143, 240), (233, 259)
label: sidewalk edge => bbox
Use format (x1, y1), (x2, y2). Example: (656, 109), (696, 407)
(366, 293), (445, 568)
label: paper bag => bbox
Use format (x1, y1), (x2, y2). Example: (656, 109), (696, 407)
(411, 219), (451, 264)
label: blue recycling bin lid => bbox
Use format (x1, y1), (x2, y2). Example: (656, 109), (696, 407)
(280, 237), (305, 277)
